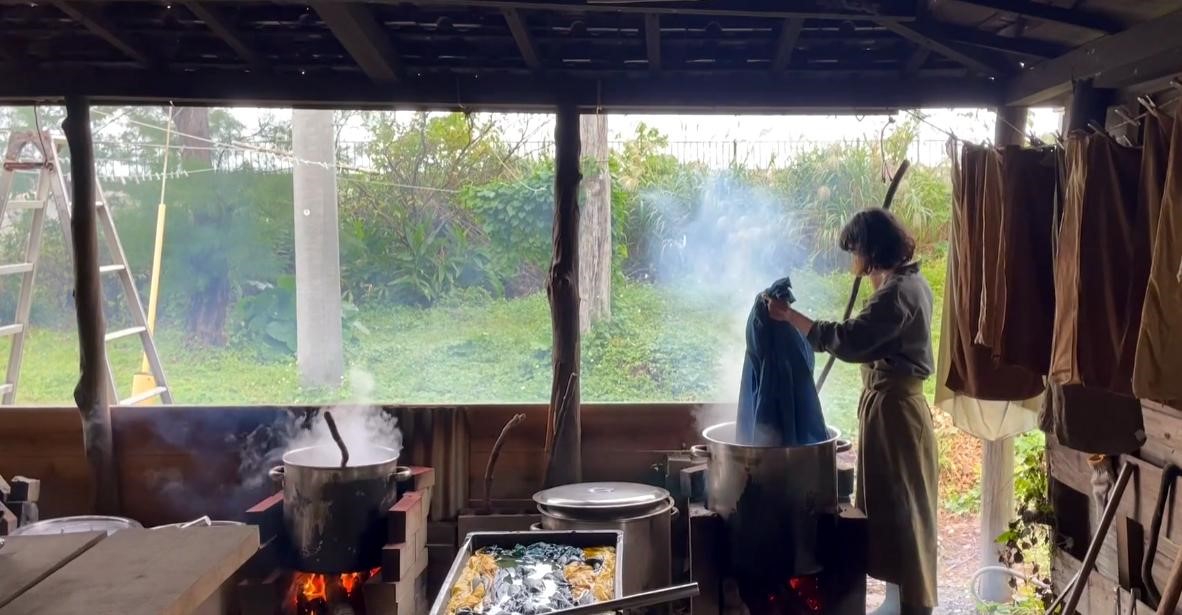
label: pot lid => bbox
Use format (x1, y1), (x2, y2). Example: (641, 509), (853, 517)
(533, 482), (669, 512)
(10, 515), (142, 536)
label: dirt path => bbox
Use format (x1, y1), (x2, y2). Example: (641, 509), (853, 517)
(865, 512), (981, 614)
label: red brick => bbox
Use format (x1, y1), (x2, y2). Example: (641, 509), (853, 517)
(381, 542), (416, 582)
(388, 491), (424, 544)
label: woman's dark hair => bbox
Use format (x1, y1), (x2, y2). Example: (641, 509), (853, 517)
(838, 209), (917, 271)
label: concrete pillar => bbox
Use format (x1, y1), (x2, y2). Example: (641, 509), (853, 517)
(292, 109), (344, 388)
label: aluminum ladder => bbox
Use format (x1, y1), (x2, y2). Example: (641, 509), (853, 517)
(0, 130), (172, 405)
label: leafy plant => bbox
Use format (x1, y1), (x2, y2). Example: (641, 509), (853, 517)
(995, 431), (1055, 611)
(232, 275), (364, 360)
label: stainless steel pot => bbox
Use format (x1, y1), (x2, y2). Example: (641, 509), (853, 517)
(534, 482), (674, 595)
(10, 515), (142, 536)
(269, 444), (410, 573)
(690, 421), (839, 579)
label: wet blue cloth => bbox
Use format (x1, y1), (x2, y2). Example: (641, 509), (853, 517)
(735, 276), (828, 446)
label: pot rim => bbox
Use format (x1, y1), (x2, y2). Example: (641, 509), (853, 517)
(538, 496), (676, 522)
(700, 421), (841, 450)
(281, 444), (400, 469)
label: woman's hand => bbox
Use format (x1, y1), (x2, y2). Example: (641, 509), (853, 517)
(764, 295), (815, 335)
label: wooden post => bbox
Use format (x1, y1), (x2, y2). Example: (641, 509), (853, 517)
(544, 104), (582, 488)
(63, 96), (119, 515)
(975, 105), (1028, 605)
(1066, 79), (1114, 132)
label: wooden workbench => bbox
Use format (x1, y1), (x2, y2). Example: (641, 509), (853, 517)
(0, 526), (258, 615)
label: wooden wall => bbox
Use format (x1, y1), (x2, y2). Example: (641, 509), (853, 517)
(1049, 401), (1182, 614)
(0, 403), (712, 526)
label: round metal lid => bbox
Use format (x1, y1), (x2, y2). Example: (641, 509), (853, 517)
(10, 515), (142, 536)
(533, 482), (670, 512)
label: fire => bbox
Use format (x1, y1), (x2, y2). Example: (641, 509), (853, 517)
(290, 568), (381, 615)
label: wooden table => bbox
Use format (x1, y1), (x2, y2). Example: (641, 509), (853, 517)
(0, 531), (106, 609)
(0, 525), (259, 615)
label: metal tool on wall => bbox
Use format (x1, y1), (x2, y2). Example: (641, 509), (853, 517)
(1142, 463), (1181, 607)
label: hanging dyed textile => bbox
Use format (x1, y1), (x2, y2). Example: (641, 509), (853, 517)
(1039, 383), (1146, 455)
(1135, 108), (1182, 403)
(1050, 133), (1146, 394)
(735, 277), (828, 447)
(938, 143), (1044, 441)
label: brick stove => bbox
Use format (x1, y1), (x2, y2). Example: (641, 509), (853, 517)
(237, 466), (435, 615)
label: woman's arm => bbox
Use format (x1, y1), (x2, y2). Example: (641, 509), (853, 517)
(768, 287), (908, 364)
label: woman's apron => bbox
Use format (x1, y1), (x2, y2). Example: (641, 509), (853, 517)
(857, 366), (939, 608)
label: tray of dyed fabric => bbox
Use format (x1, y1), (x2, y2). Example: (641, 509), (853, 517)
(428, 530), (624, 615)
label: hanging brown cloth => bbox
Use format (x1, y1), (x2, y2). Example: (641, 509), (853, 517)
(1049, 133), (1145, 394)
(944, 143), (1044, 403)
(1134, 108), (1182, 403)
(989, 146), (1059, 373)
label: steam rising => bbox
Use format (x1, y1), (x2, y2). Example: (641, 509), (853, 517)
(641, 172), (836, 436)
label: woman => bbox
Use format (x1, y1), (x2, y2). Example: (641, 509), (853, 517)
(766, 209), (938, 615)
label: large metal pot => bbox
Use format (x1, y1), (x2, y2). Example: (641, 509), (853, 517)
(269, 444), (410, 573)
(690, 422), (839, 580)
(534, 482), (674, 595)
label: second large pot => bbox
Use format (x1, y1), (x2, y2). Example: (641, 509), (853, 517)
(269, 444), (409, 573)
(690, 421), (839, 580)
(534, 482), (674, 596)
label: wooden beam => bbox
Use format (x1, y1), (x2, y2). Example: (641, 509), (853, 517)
(1005, 9), (1182, 106)
(953, 0), (1122, 35)
(182, 2), (269, 70)
(880, 21), (1001, 76)
(312, 2), (399, 83)
(502, 8), (540, 70)
(62, 95), (119, 516)
(644, 14), (661, 73)
(1065, 79), (1113, 133)
(903, 47), (932, 76)
(923, 22), (1067, 59)
(0, 69), (1005, 111)
(770, 18), (804, 73)
(544, 104), (582, 489)
(49, 1), (152, 67)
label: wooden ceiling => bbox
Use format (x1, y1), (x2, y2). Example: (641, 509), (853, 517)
(0, 0), (1180, 111)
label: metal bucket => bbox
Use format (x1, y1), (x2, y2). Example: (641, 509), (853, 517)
(10, 515), (142, 536)
(690, 421), (839, 579)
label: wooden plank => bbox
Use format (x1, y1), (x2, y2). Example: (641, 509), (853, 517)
(1006, 9), (1182, 105)
(953, 0), (1122, 35)
(645, 14), (661, 72)
(0, 532), (105, 610)
(879, 21), (1001, 76)
(48, 1), (153, 67)
(770, 18), (804, 72)
(0, 526), (258, 615)
(182, 2), (269, 70)
(923, 23), (1067, 59)
(312, 2), (399, 83)
(0, 69), (1005, 111)
(503, 8), (540, 70)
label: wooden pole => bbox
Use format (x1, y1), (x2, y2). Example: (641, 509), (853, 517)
(63, 96), (119, 515)
(544, 104), (583, 488)
(975, 105), (1028, 605)
(1066, 78), (1113, 133)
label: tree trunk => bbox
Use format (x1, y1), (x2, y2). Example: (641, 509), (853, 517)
(544, 106), (583, 489)
(292, 109), (345, 387)
(578, 113), (612, 332)
(172, 107), (213, 168)
(64, 96), (120, 515)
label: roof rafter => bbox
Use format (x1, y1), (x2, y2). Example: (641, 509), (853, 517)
(770, 18), (804, 72)
(49, 0), (153, 67)
(182, 2), (269, 70)
(953, 0), (1122, 35)
(502, 7), (540, 70)
(924, 22), (1066, 59)
(644, 14), (661, 72)
(880, 21), (1001, 76)
(312, 1), (400, 83)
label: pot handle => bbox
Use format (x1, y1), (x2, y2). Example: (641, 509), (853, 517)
(836, 439), (853, 454)
(689, 445), (711, 460)
(670, 506), (681, 522)
(388, 466), (413, 486)
(268, 465), (285, 486)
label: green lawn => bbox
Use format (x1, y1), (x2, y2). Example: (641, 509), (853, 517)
(3, 261), (946, 442)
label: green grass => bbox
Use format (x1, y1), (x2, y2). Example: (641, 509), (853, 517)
(2, 260), (949, 443)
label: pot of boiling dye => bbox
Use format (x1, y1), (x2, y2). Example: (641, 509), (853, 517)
(690, 421), (840, 579)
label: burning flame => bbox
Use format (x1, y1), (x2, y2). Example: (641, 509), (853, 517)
(290, 568), (382, 614)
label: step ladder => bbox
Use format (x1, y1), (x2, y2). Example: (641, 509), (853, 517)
(0, 130), (172, 406)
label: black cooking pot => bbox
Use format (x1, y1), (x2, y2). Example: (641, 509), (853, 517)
(269, 444), (411, 573)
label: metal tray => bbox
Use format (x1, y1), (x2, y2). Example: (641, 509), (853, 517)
(428, 529), (625, 615)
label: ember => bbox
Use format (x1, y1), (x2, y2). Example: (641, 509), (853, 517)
(741, 575), (825, 615)
(289, 568), (381, 615)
